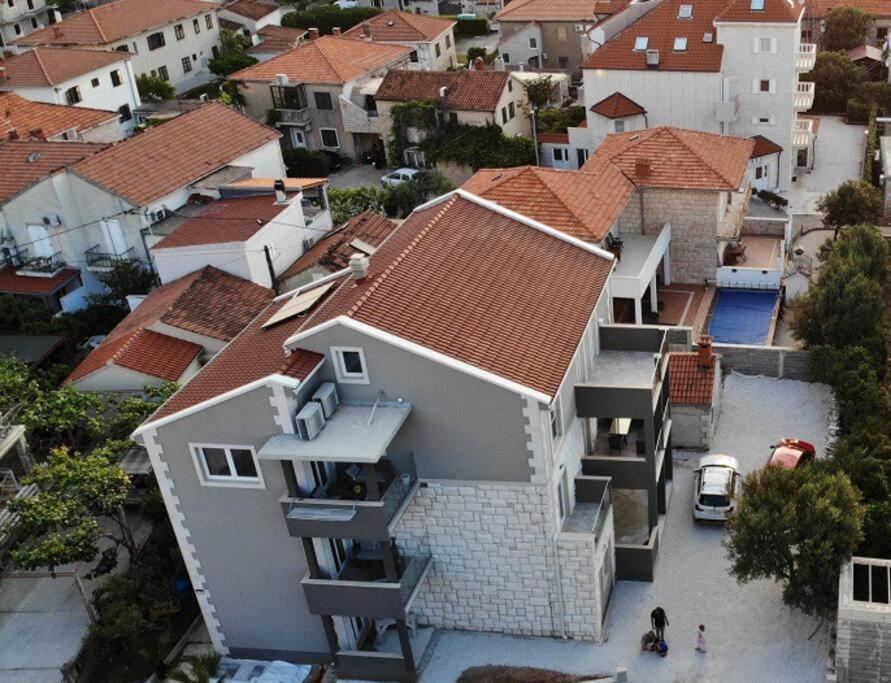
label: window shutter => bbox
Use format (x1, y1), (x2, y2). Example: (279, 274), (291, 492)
(769, 79), (776, 94)
(752, 37), (760, 53)
(752, 78), (760, 94)
(770, 38), (777, 53)
(751, 116), (760, 125)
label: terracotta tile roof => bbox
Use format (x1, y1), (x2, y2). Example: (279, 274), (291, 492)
(0, 139), (107, 202)
(231, 35), (411, 84)
(71, 102), (280, 206)
(279, 210), (398, 281)
(223, 0), (279, 21)
(750, 134), (783, 158)
(0, 266), (81, 295)
(462, 164), (635, 242)
(537, 132), (570, 143)
(497, 0), (631, 22)
(67, 266), (272, 384)
(375, 70), (509, 111)
(0, 93), (116, 141)
(584, 126), (754, 190)
(0, 48), (129, 87)
(227, 176), (326, 191)
(805, 0), (891, 18)
(669, 352), (716, 404)
(583, 0), (728, 72)
(714, 0), (802, 22)
(342, 11), (455, 42)
(848, 44), (885, 62)
(246, 25), (306, 54)
(589, 92), (646, 119)
(153, 195), (289, 249)
(14, 0), (213, 46)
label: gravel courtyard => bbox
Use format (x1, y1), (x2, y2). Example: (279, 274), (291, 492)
(419, 374), (835, 683)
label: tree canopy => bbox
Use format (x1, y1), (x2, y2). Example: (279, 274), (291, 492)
(209, 30), (258, 77)
(282, 5), (380, 33)
(136, 74), (175, 101)
(803, 51), (863, 113)
(815, 180), (883, 237)
(821, 7), (873, 52)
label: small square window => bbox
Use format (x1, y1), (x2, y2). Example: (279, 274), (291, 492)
(674, 37), (687, 51)
(759, 79), (770, 92)
(231, 449), (258, 478)
(503, 52), (511, 63)
(203, 447), (230, 477)
(91, 77), (100, 88)
(118, 104), (132, 122)
(614, 119), (625, 133)
(65, 86), (81, 105)
(320, 127), (340, 148)
(314, 91), (333, 110)
(634, 36), (648, 51)
(553, 148), (567, 162)
(110, 69), (122, 86)
(332, 347), (369, 383)
(529, 37), (538, 49)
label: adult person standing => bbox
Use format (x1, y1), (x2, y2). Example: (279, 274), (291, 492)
(651, 606), (669, 641)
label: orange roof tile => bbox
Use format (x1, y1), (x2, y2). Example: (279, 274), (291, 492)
(0, 47), (129, 87)
(74, 329), (203, 384)
(584, 126), (754, 190)
(342, 11), (455, 42)
(497, 0), (631, 22)
(375, 70), (509, 111)
(714, 0), (802, 22)
(223, 0), (280, 21)
(231, 35), (411, 84)
(462, 164), (635, 242)
(750, 134), (783, 158)
(805, 0), (891, 18)
(15, 0), (213, 46)
(537, 132), (570, 143)
(71, 102), (280, 206)
(0, 139), (107, 202)
(669, 352), (716, 404)
(0, 265), (81, 295)
(246, 25), (306, 55)
(0, 93), (116, 141)
(589, 92), (646, 119)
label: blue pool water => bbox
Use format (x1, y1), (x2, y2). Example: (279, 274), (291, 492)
(708, 289), (779, 345)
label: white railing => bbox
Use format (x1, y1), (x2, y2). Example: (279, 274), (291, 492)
(794, 81), (815, 110)
(792, 118), (813, 148)
(795, 43), (816, 71)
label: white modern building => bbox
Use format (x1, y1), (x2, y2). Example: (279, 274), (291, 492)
(0, 0), (58, 47)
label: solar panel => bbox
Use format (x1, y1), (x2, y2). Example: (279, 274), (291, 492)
(262, 281), (336, 328)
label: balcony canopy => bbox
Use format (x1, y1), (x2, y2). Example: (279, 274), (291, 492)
(259, 401), (412, 463)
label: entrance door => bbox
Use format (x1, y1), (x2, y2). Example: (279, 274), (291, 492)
(27, 224), (53, 257)
(796, 148), (808, 168)
(100, 219), (127, 255)
(290, 128), (307, 148)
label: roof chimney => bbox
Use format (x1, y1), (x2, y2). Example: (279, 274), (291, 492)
(473, 56), (485, 70)
(361, 21), (371, 38)
(634, 159), (651, 178)
(331, 26), (341, 35)
(7, 129), (17, 140)
(349, 253), (370, 281)
(697, 335), (713, 369)
(274, 178), (287, 204)
(307, 27), (320, 40)
(438, 86), (449, 98)
(28, 128), (45, 141)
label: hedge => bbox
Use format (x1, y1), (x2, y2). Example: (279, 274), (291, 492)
(282, 6), (380, 34)
(425, 124), (535, 169)
(451, 17), (489, 37)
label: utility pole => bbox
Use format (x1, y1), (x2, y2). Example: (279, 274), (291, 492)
(531, 107), (540, 166)
(264, 245), (280, 296)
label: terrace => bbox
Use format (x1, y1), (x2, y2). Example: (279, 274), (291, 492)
(84, 245), (137, 271)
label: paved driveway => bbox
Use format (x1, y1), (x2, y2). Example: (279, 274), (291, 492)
(419, 374), (835, 683)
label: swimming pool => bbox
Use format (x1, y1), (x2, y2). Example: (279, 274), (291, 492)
(707, 288), (779, 345)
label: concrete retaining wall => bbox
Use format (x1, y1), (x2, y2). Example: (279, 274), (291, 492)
(713, 343), (810, 381)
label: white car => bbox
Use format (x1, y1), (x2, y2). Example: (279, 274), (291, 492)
(693, 454), (740, 522)
(380, 168), (421, 187)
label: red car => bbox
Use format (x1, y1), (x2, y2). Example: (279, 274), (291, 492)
(766, 438), (816, 469)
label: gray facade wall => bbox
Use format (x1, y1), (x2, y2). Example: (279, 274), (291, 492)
(836, 613), (891, 683)
(713, 343), (810, 381)
(500, 20), (589, 74)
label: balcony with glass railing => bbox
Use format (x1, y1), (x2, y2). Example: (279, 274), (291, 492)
(84, 245), (136, 271)
(15, 249), (66, 277)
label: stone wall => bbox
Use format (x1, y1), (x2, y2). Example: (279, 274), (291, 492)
(617, 195), (643, 235)
(835, 615), (891, 682)
(742, 217), (787, 238)
(671, 405), (711, 449)
(714, 343), (810, 380)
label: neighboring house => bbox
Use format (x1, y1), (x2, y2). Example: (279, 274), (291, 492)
(246, 25), (306, 62)
(0, 103), (285, 311)
(802, 0), (891, 48)
(230, 34), (411, 160)
(580, 0), (816, 191)
(668, 342), (722, 449)
(149, 179), (333, 288)
(342, 11), (456, 70)
(464, 126), (758, 322)
(495, 0), (632, 76)
(218, 0), (285, 40)
(0, 47), (141, 133)
(132, 188), (672, 682)
(749, 133), (784, 191)
(847, 44), (888, 82)
(0, 92), (121, 142)
(67, 266), (273, 392)
(0, 0), (59, 47)
(0, 139), (106, 311)
(356, 0), (441, 16)
(375, 69), (531, 165)
(13, 0), (222, 93)
(834, 556), (891, 683)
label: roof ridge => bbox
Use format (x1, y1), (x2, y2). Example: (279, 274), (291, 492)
(665, 127), (736, 187)
(31, 49), (52, 85)
(528, 167), (595, 229)
(87, 7), (109, 43)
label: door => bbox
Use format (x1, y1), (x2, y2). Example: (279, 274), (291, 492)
(100, 219), (127, 255)
(290, 128), (307, 148)
(27, 224), (53, 257)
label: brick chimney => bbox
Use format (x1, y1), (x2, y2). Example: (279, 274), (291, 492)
(361, 21), (371, 39)
(307, 27), (320, 40)
(473, 56), (485, 70)
(331, 26), (341, 35)
(28, 128), (45, 141)
(634, 159), (651, 178)
(697, 335), (713, 369)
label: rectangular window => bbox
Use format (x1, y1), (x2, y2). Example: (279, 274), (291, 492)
(205, 14), (213, 29)
(557, 25), (568, 41)
(674, 37), (687, 51)
(528, 37), (537, 49)
(503, 52), (510, 63)
(332, 347), (368, 383)
(175, 23), (185, 40)
(118, 104), (132, 122)
(409, 50), (418, 62)
(320, 127), (340, 148)
(759, 79), (770, 92)
(147, 31), (165, 51)
(13, 23), (21, 36)
(193, 18), (201, 33)
(508, 101), (515, 119)
(6, 0), (13, 7)
(550, 399), (563, 440)
(553, 148), (567, 162)
(759, 38), (771, 52)
(182, 56), (192, 73)
(507, 79), (512, 92)
(634, 36), (648, 51)
(678, 4), (692, 18)
(614, 119), (625, 133)
(558, 56), (568, 68)
(27, 0), (33, 8)
(755, 166), (763, 179)
(158, 65), (169, 81)
(110, 69), (122, 87)
(314, 91), (333, 110)
(65, 86), (81, 105)
(91, 77), (100, 88)
(445, 33), (451, 48)
(556, 478), (566, 525)
(435, 42), (441, 57)
(30, 17), (37, 28)
(501, 106), (508, 124)
(271, 84), (307, 110)
(192, 445), (263, 487)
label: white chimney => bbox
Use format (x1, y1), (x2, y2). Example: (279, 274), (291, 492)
(349, 253), (370, 280)
(274, 179), (287, 204)
(438, 86), (449, 98)
(275, 73), (289, 86)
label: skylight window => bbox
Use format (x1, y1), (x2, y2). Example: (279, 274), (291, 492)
(674, 37), (688, 51)
(703, 32), (714, 42)
(750, 0), (764, 10)
(678, 4), (692, 19)
(634, 36), (649, 51)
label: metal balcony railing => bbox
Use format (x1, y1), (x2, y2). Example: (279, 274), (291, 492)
(16, 248), (65, 276)
(84, 245), (136, 270)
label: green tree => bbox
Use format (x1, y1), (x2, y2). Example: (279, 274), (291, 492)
(534, 106), (586, 134)
(821, 7), (873, 52)
(9, 445), (136, 576)
(328, 186), (389, 225)
(809, 345), (889, 427)
(136, 74), (175, 100)
(725, 466), (865, 619)
(816, 181), (883, 238)
(209, 29), (258, 76)
(803, 51), (864, 113)
(106, 383), (178, 441)
(283, 148), (331, 178)
(523, 75), (555, 110)
(0, 357), (40, 410)
(383, 171), (454, 218)
(20, 386), (104, 451)
(91, 260), (157, 308)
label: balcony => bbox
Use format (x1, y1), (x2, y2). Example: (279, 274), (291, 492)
(714, 96), (739, 123)
(280, 453), (419, 541)
(717, 187), (752, 242)
(794, 81), (815, 111)
(795, 43), (816, 72)
(792, 118), (814, 148)
(340, 96), (385, 135)
(15, 249), (66, 277)
(84, 245), (136, 271)
(563, 476), (612, 544)
(278, 107), (312, 127)
(301, 537), (432, 619)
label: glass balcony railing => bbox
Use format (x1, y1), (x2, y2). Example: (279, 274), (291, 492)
(398, 535), (432, 603)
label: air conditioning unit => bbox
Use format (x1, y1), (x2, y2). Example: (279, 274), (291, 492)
(296, 401), (326, 440)
(42, 214), (61, 227)
(312, 382), (340, 419)
(302, 236), (316, 251)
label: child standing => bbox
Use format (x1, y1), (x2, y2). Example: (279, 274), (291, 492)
(696, 624), (707, 653)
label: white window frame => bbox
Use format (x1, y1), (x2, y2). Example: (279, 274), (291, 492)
(678, 4), (692, 18)
(634, 36), (648, 51)
(529, 37), (538, 50)
(552, 147), (567, 163)
(319, 127), (340, 149)
(673, 37), (687, 52)
(331, 346), (370, 384)
(190, 443), (265, 489)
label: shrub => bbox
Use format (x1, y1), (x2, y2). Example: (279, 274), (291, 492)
(282, 148), (331, 178)
(209, 30), (257, 76)
(328, 186), (388, 225)
(425, 124), (535, 169)
(756, 189), (789, 208)
(136, 74), (174, 100)
(535, 106), (585, 134)
(453, 17), (489, 37)
(282, 5), (380, 33)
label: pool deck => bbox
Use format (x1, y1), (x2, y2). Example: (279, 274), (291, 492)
(724, 236), (782, 270)
(657, 284), (715, 335)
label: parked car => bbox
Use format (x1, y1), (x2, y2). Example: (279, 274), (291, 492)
(693, 455), (740, 522)
(765, 438), (816, 469)
(380, 168), (421, 187)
